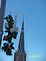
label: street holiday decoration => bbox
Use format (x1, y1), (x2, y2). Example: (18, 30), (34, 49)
(2, 14), (18, 55)
(2, 43), (14, 55)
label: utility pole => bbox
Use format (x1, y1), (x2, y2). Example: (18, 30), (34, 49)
(0, 0), (6, 47)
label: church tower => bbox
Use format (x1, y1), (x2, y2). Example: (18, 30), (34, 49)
(14, 18), (26, 61)
(0, 0), (6, 46)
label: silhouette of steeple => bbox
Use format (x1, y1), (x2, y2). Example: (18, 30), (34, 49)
(18, 18), (24, 52)
(14, 17), (26, 61)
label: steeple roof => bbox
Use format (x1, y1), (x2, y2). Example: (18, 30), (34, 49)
(18, 18), (24, 52)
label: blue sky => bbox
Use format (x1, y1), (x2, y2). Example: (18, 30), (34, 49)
(0, 0), (46, 61)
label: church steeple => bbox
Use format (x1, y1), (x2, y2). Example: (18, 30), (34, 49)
(14, 18), (26, 61)
(18, 18), (24, 52)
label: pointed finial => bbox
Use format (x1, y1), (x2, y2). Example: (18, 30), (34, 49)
(21, 16), (24, 30)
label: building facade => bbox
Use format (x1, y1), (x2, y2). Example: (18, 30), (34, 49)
(0, 0), (6, 46)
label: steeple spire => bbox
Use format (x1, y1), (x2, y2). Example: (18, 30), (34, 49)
(21, 17), (24, 30)
(14, 17), (26, 61)
(18, 17), (24, 52)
